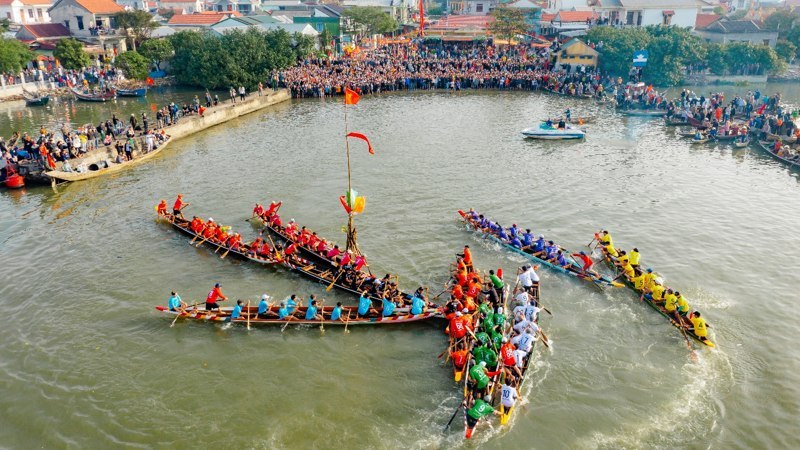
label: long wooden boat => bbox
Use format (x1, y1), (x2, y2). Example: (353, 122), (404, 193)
(457, 210), (622, 289)
(117, 87), (147, 97)
(162, 212), (278, 265)
(71, 86), (116, 102)
(45, 136), (172, 182)
(664, 116), (689, 126)
(156, 304), (438, 326)
(598, 245), (715, 348)
(499, 283), (541, 426)
(765, 132), (797, 144)
(755, 140), (800, 169)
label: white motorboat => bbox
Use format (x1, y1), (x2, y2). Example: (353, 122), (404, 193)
(521, 123), (586, 140)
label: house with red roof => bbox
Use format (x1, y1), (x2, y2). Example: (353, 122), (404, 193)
(167, 11), (237, 27)
(0, 0), (52, 25)
(14, 22), (70, 51)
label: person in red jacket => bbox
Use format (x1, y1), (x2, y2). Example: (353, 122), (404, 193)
(172, 194), (189, 219)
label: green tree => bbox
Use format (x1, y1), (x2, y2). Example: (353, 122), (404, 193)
(643, 25), (706, 86)
(727, 10), (747, 20)
(115, 10), (159, 51)
(343, 6), (398, 36)
(54, 38), (90, 70)
(318, 27), (333, 50)
(585, 26), (651, 77)
(763, 11), (798, 32)
(775, 39), (797, 63)
(293, 32), (315, 58)
(0, 18), (10, 32)
(139, 38), (174, 69)
(705, 42), (729, 75)
(0, 38), (33, 73)
(115, 50), (150, 79)
(489, 5), (528, 44)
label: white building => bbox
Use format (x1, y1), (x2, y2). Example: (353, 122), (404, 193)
(0, 0), (52, 24)
(48, 0), (124, 37)
(592, 0), (704, 29)
(343, 0), (409, 22)
(159, 0), (203, 13)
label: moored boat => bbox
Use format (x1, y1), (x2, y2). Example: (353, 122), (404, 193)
(733, 138), (750, 148)
(690, 137), (709, 144)
(117, 87), (148, 97)
(71, 86), (116, 102)
(596, 237), (715, 348)
(45, 135), (172, 182)
(22, 89), (50, 106)
(3, 164), (24, 189)
(620, 109), (667, 117)
(458, 210), (622, 289)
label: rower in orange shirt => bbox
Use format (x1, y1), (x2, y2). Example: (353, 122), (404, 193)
(449, 311), (469, 339)
(458, 245), (474, 272)
(252, 203), (264, 219)
(156, 199), (168, 217)
(190, 216), (204, 233)
(227, 233), (242, 251)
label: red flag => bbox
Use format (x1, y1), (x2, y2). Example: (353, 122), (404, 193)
(339, 195), (352, 214)
(346, 132), (374, 154)
(344, 87), (360, 105)
(757, 103), (766, 115)
(146, 77), (154, 86)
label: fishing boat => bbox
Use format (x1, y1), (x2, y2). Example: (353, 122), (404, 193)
(156, 303), (438, 326)
(71, 86), (116, 102)
(521, 123), (586, 140)
(45, 135), (172, 182)
(733, 138), (750, 148)
(690, 137), (709, 144)
(596, 241), (715, 348)
(712, 133), (742, 142)
(161, 212), (278, 265)
(457, 210), (623, 289)
(755, 140), (800, 168)
(117, 87), (148, 97)
(620, 109), (667, 117)
(664, 116), (689, 126)
(765, 132), (797, 144)
(22, 89), (50, 106)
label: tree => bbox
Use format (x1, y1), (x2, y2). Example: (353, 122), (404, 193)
(763, 11), (798, 32)
(318, 27), (333, 50)
(115, 10), (159, 51)
(139, 38), (174, 69)
(643, 25), (706, 86)
(585, 26), (651, 77)
(489, 6), (528, 44)
(705, 42), (729, 75)
(54, 38), (90, 70)
(115, 50), (150, 79)
(0, 38), (33, 73)
(293, 32), (315, 59)
(343, 6), (398, 36)
(0, 18), (10, 32)
(727, 9), (747, 20)
(775, 39), (797, 63)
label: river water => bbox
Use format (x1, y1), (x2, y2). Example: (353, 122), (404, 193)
(1, 85), (799, 449)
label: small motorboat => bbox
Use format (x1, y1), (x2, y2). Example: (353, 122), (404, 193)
(117, 87), (147, 97)
(3, 164), (25, 189)
(521, 123), (586, 140)
(733, 139), (750, 148)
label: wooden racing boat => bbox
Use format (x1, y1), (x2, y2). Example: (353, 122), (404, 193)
(156, 303), (438, 326)
(458, 210), (622, 289)
(597, 244), (715, 348)
(755, 140), (800, 169)
(161, 212), (278, 265)
(117, 87), (147, 97)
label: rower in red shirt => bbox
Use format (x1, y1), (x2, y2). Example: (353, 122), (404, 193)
(284, 242), (298, 259)
(252, 203), (264, 219)
(172, 194), (189, 220)
(449, 311), (468, 339)
(452, 283), (465, 301)
(500, 338), (522, 377)
(205, 283), (227, 310)
(227, 233), (242, 251)
(264, 201), (282, 218)
(285, 219), (298, 236)
(326, 245), (341, 260)
(354, 255), (367, 272)
(190, 216), (204, 233)
(571, 251), (597, 275)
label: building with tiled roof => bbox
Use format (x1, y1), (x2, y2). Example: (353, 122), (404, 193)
(447, 0), (498, 16)
(0, 0), (52, 25)
(695, 17), (778, 47)
(695, 12), (720, 29)
(167, 11), (236, 27)
(590, 0), (704, 29)
(48, 0), (124, 38)
(159, 0), (204, 13)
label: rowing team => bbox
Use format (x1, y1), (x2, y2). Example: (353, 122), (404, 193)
(595, 230), (710, 343)
(462, 209), (596, 274)
(444, 262), (547, 436)
(254, 202), (370, 271)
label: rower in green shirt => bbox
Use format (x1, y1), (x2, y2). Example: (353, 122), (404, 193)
(465, 394), (500, 436)
(468, 361), (501, 395)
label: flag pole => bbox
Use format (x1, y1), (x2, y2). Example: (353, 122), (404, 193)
(344, 94), (359, 255)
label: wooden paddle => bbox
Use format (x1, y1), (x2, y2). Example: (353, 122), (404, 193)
(326, 269), (344, 292)
(443, 401), (463, 433)
(319, 299), (325, 333)
(195, 235), (211, 247)
(220, 245), (231, 259)
(170, 302), (199, 327)
(280, 314), (292, 333)
(245, 300), (251, 330)
(344, 310), (351, 334)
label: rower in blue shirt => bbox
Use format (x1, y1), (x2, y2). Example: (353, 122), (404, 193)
(544, 241), (558, 260)
(331, 302), (343, 321)
(305, 299), (323, 320)
(509, 235), (523, 249)
(478, 215), (488, 228)
(278, 302), (290, 320)
(521, 229), (534, 247)
(382, 295), (396, 317)
(497, 226), (509, 240)
(358, 290), (377, 317)
(167, 291), (186, 311)
(257, 294), (276, 318)
(554, 250), (569, 267)
(411, 295), (426, 315)
(230, 300), (244, 320)
(530, 235), (546, 255)
(286, 294), (299, 313)
(508, 224), (519, 238)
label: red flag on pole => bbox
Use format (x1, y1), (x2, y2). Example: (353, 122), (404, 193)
(346, 132), (374, 154)
(344, 87), (360, 105)
(146, 77), (154, 86)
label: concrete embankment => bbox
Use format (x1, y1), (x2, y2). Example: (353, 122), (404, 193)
(167, 89), (291, 140)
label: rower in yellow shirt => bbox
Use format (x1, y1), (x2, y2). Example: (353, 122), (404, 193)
(629, 248), (641, 268)
(647, 280), (666, 303)
(599, 230), (613, 248)
(689, 311), (709, 342)
(604, 242), (618, 258)
(675, 291), (690, 326)
(642, 268), (658, 291)
(620, 260), (635, 280)
(630, 271), (645, 290)
(616, 250), (630, 267)
(663, 289), (677, 312)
